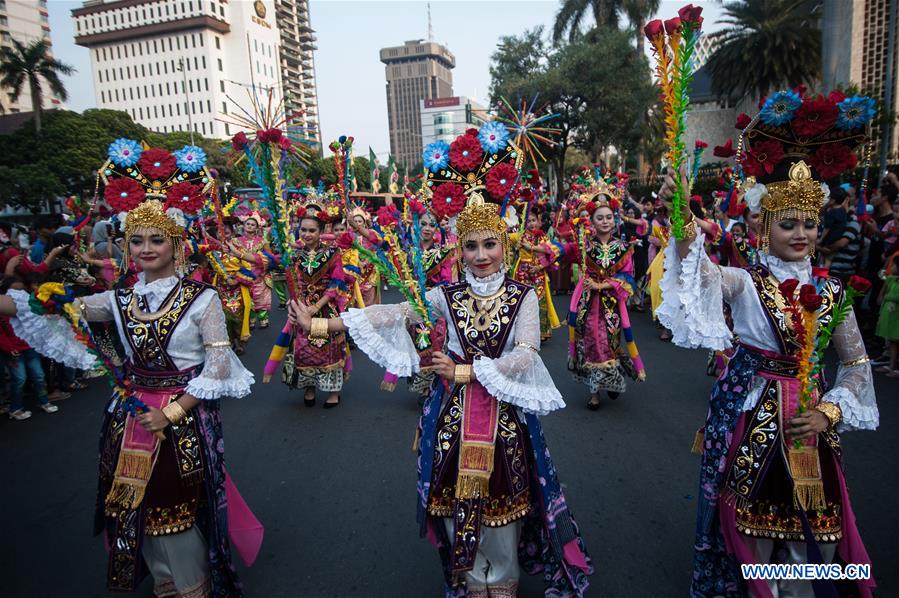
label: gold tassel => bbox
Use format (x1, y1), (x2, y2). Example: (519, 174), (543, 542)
(691, 429), (705, 455)
(105, 450), (153, 510)
(455, 474), (490, 499)
(788, 446), (826, 511)
(459, 444), (495, 472)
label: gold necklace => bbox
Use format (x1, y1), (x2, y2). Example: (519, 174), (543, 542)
(127, 281), (182, 322)
(464, 287), (505, 331)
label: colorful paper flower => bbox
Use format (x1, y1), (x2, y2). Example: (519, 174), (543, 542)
(713, 139), (736, 158)
(104, 177), (145, 212)
(449, 133), (484, 171)
(164, 181), (204, 215)
(792, 95), (838, 137)
(174, 145), (207, 173)
(808, 143), (858, 180)
(336, 232), (354, 250)
(848, 275), (872, 294)
(107, 138), (143, 167)
(643, 19), (664, 41)
(486, 163), (519, 199)
(677, 4), (703, 25)
(423, 141), (450, 173)
(138, 148), (177, 180)
(798, 284), (823, 311)
(759, 90), (802, 126)
(836, 96), (877, 130)
(408, 199), (427, 216)
(694, 139), (708, 150)
(735, 112), (752, 130)
(376, 205), (399, 228)
(742, 139), (785, 177)
(778, 278), (799, 298)
(431, 183), (466, 219)
(478, 121), (510, 154)
(231, 132), (249, 151)
(664, 17), (681, 35)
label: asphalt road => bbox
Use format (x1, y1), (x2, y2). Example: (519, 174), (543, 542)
(2, 291), (896, 597)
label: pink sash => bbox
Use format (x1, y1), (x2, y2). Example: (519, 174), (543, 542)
(456, 381), (499, 499)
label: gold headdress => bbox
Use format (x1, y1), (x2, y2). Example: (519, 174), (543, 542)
(736, 89), (874, 252)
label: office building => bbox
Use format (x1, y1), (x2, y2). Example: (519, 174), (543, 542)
(73, 0), (296, 140)
(419, 96), (488, 148)
(275, 0), (320, 150)
(0, 0), (63, 114)
(380, 39), (455, 168)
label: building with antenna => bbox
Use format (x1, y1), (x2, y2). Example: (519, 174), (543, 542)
(72, 0), (314, 141)
(380, 39), (455, 168)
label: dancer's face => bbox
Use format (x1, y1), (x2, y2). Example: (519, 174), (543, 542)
(420, 214), (437, 242)
(299, 218), (321, 248)
(768, 215), (818, 262)
(592, 206), (615, 235)
(526, 212), (540, 231)
(332, 221), (347, 235)
(745, 211), (761, 234)
(244, 219), (259, 235)
(462, 236), (503, 277)
(129, 227), (176, 277)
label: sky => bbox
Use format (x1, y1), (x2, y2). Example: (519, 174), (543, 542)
(48, 0), (724, 161)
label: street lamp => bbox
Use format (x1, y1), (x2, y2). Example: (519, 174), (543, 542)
(177, 58), (195, 145)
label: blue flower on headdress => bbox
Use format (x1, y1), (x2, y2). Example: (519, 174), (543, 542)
(758, 90), (802, 126)
(836, 96), (877, 130)
(174, 145), (207, 173)
(478, 121), (510, 153)
(423, 141), (450, 173)
(107, 138), (142, 167)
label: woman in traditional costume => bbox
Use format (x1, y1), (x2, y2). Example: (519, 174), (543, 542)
(0, 141), (257, 597)
(291, 126), (592, 596)
(657, 91), (878, 597)
(283, 206), (355, 408)
(566, 186), (646, 409)
(211, 221), (254, 355)
(230, 212), (275, 329)
(348, 206), (381, 306)
(510, 202), (562, 342)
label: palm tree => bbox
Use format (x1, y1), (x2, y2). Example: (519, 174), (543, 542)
(553, 0), (624, 43)
(621, 0), (660, 55)
(706, 0), (822, 100)
(0, 38), (75, 132)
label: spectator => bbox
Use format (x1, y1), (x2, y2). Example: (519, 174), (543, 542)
(822, 206), (862, 283)
(29, 214), (61, 264)
(820, 187), (849, 249)
(0, 276), (59, 420)
(874, 257), (899, 377)
(0, 222), (65, 278)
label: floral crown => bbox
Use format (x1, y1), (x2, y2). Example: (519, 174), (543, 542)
(422, 122), (523, 224)
(737, 88), (874, 221)
(103, 138), (212, 238)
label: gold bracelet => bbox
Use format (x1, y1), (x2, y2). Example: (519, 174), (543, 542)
(203, 340), (232, 349)
(454, 364), (472, 386)
(815, 401), (842, 430)
(681, 216), (697, 239)
(310, 317), (329, 339)
(162, 400), (187, 426)
(841, 355), (870, 368)
(514, 341), (538, 353)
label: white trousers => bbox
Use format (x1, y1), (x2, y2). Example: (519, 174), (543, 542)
(443, 518), (521, 596)
(746, 538), (838, 598)
(142, 526), (211, 597)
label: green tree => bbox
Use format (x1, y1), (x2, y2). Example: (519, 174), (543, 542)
(707, 0), (822, 100)
(552, 0), (623, 43)
(621, 0), (661, 56)
(0, 39), (75, 132)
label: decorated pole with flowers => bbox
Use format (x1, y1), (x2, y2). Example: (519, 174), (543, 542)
(644, 4), (703, 240)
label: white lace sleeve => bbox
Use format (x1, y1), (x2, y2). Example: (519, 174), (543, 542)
(6, 289), (100, 370)
(472, 290), (565, 416)
(821, 309), (878, 432)
(185, 293), (254, 400)
(656, 232), (745, 350)
(341, 299), (424, 377)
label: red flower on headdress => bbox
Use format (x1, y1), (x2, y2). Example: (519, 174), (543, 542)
(231, 132), (248, 151)
(644, 19), (664, 41)
(792, 95), (838, 137)
(376, 205), (399, 228)
(104, 177), (145, 212)
(794, 84), (807, 97)
(138, 148), (177, 181)
(408, 199), (427, 216)
(694, 139), (708, 150)
(798, 284), (823, 311)
(735, 112), (751, 130)
(848, 275), (872, 294)
(431, 183), (466, 219)
(664, 17), (681, 35)
(486, 163), (519, 199)
(742, 139), (785, 177)
(808, 143), (858, 179)
(449, 132), (483, 171)
(165, 182), (204, 215)
(828, 90), (847, 103)
(295, 206), (307, 219)
(609, 198), (621, 211)
(778, 278), (799, 298)
(713, 139), (736, 158)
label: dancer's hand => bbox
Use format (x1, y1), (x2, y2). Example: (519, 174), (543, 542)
(788, 410), (829, 440)
(287, 299), (312, 331)
(431, 351), (457, 382)
(137, 407), (169, 433)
